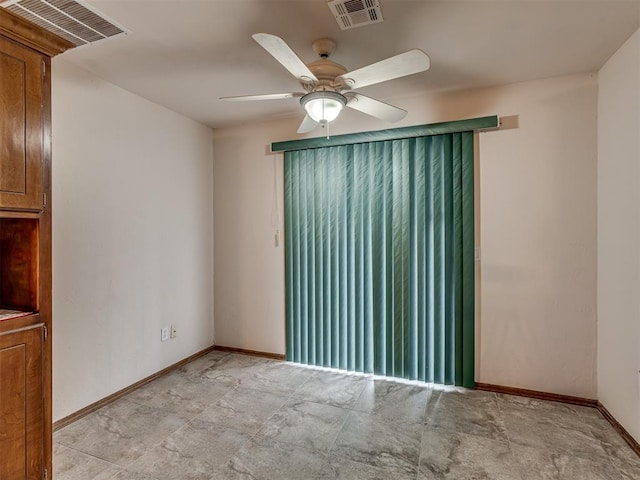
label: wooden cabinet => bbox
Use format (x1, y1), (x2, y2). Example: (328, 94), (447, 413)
(0, 323), (44, 480)
(0, 34), (44, 211)
(0, 8), (73, 480)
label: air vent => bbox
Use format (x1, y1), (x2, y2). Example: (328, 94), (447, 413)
(328, 0), (383, 31)
(0, 0), (128, 47)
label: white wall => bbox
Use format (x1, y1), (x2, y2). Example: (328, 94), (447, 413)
(51, 59), (214, 421)
(212, 125), (288, 355)
(213, 73), (598, 398)
(598, 29), (640, 442)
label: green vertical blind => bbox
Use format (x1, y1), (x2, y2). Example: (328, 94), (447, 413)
(285, 132), (475, 387)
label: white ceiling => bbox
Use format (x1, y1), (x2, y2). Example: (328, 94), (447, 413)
(59, 0), (640, 129)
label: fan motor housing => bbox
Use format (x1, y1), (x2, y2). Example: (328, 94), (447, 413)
(307, 59), (348, 89)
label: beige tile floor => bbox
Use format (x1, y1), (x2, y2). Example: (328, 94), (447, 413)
(54, 351), (640, 479)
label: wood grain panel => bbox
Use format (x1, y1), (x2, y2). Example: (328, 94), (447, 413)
(0, 9), (67, 477)
(0, 343), (27, 479)
(213, 345), (286, 360)
(0, 35), (43, 211)
(0, 313), (39, 335)
(0, 218), (39, 310)
(0, 50), (26, 194)
(38, 55), (53, 472)
(0, 8), (74, 57)
(0, 325), (44, 480)
(474, 382), (598, 407)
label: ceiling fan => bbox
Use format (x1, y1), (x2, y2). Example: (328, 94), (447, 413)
(221, 34), (430, 133)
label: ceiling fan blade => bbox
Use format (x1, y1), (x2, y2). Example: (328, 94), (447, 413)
(220, 93), (303, 101)
(297, 115), (318, 133)
(252, 33), (318, 83)
(338, 49), (430, 89)
(346, 93), (407, 122)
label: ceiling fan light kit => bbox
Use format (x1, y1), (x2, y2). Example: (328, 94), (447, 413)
(301, 91), (347, 123)
(220, 33), (430, 134)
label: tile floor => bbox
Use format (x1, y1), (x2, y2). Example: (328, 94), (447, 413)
(54, 351), (640, 480)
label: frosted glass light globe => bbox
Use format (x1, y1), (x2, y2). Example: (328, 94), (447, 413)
(301, 91), (347, 123)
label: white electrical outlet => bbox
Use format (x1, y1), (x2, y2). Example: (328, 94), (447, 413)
(170, 325), (177, 339)
(161, 327), (170, 342)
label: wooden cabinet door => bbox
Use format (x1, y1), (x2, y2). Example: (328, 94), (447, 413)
(0, 324), (44, 480)
(0, 35), (44, 211)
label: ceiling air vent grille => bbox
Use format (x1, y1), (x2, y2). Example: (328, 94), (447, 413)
(0, 0), (128, 47)
(328, 0), (383, 31)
